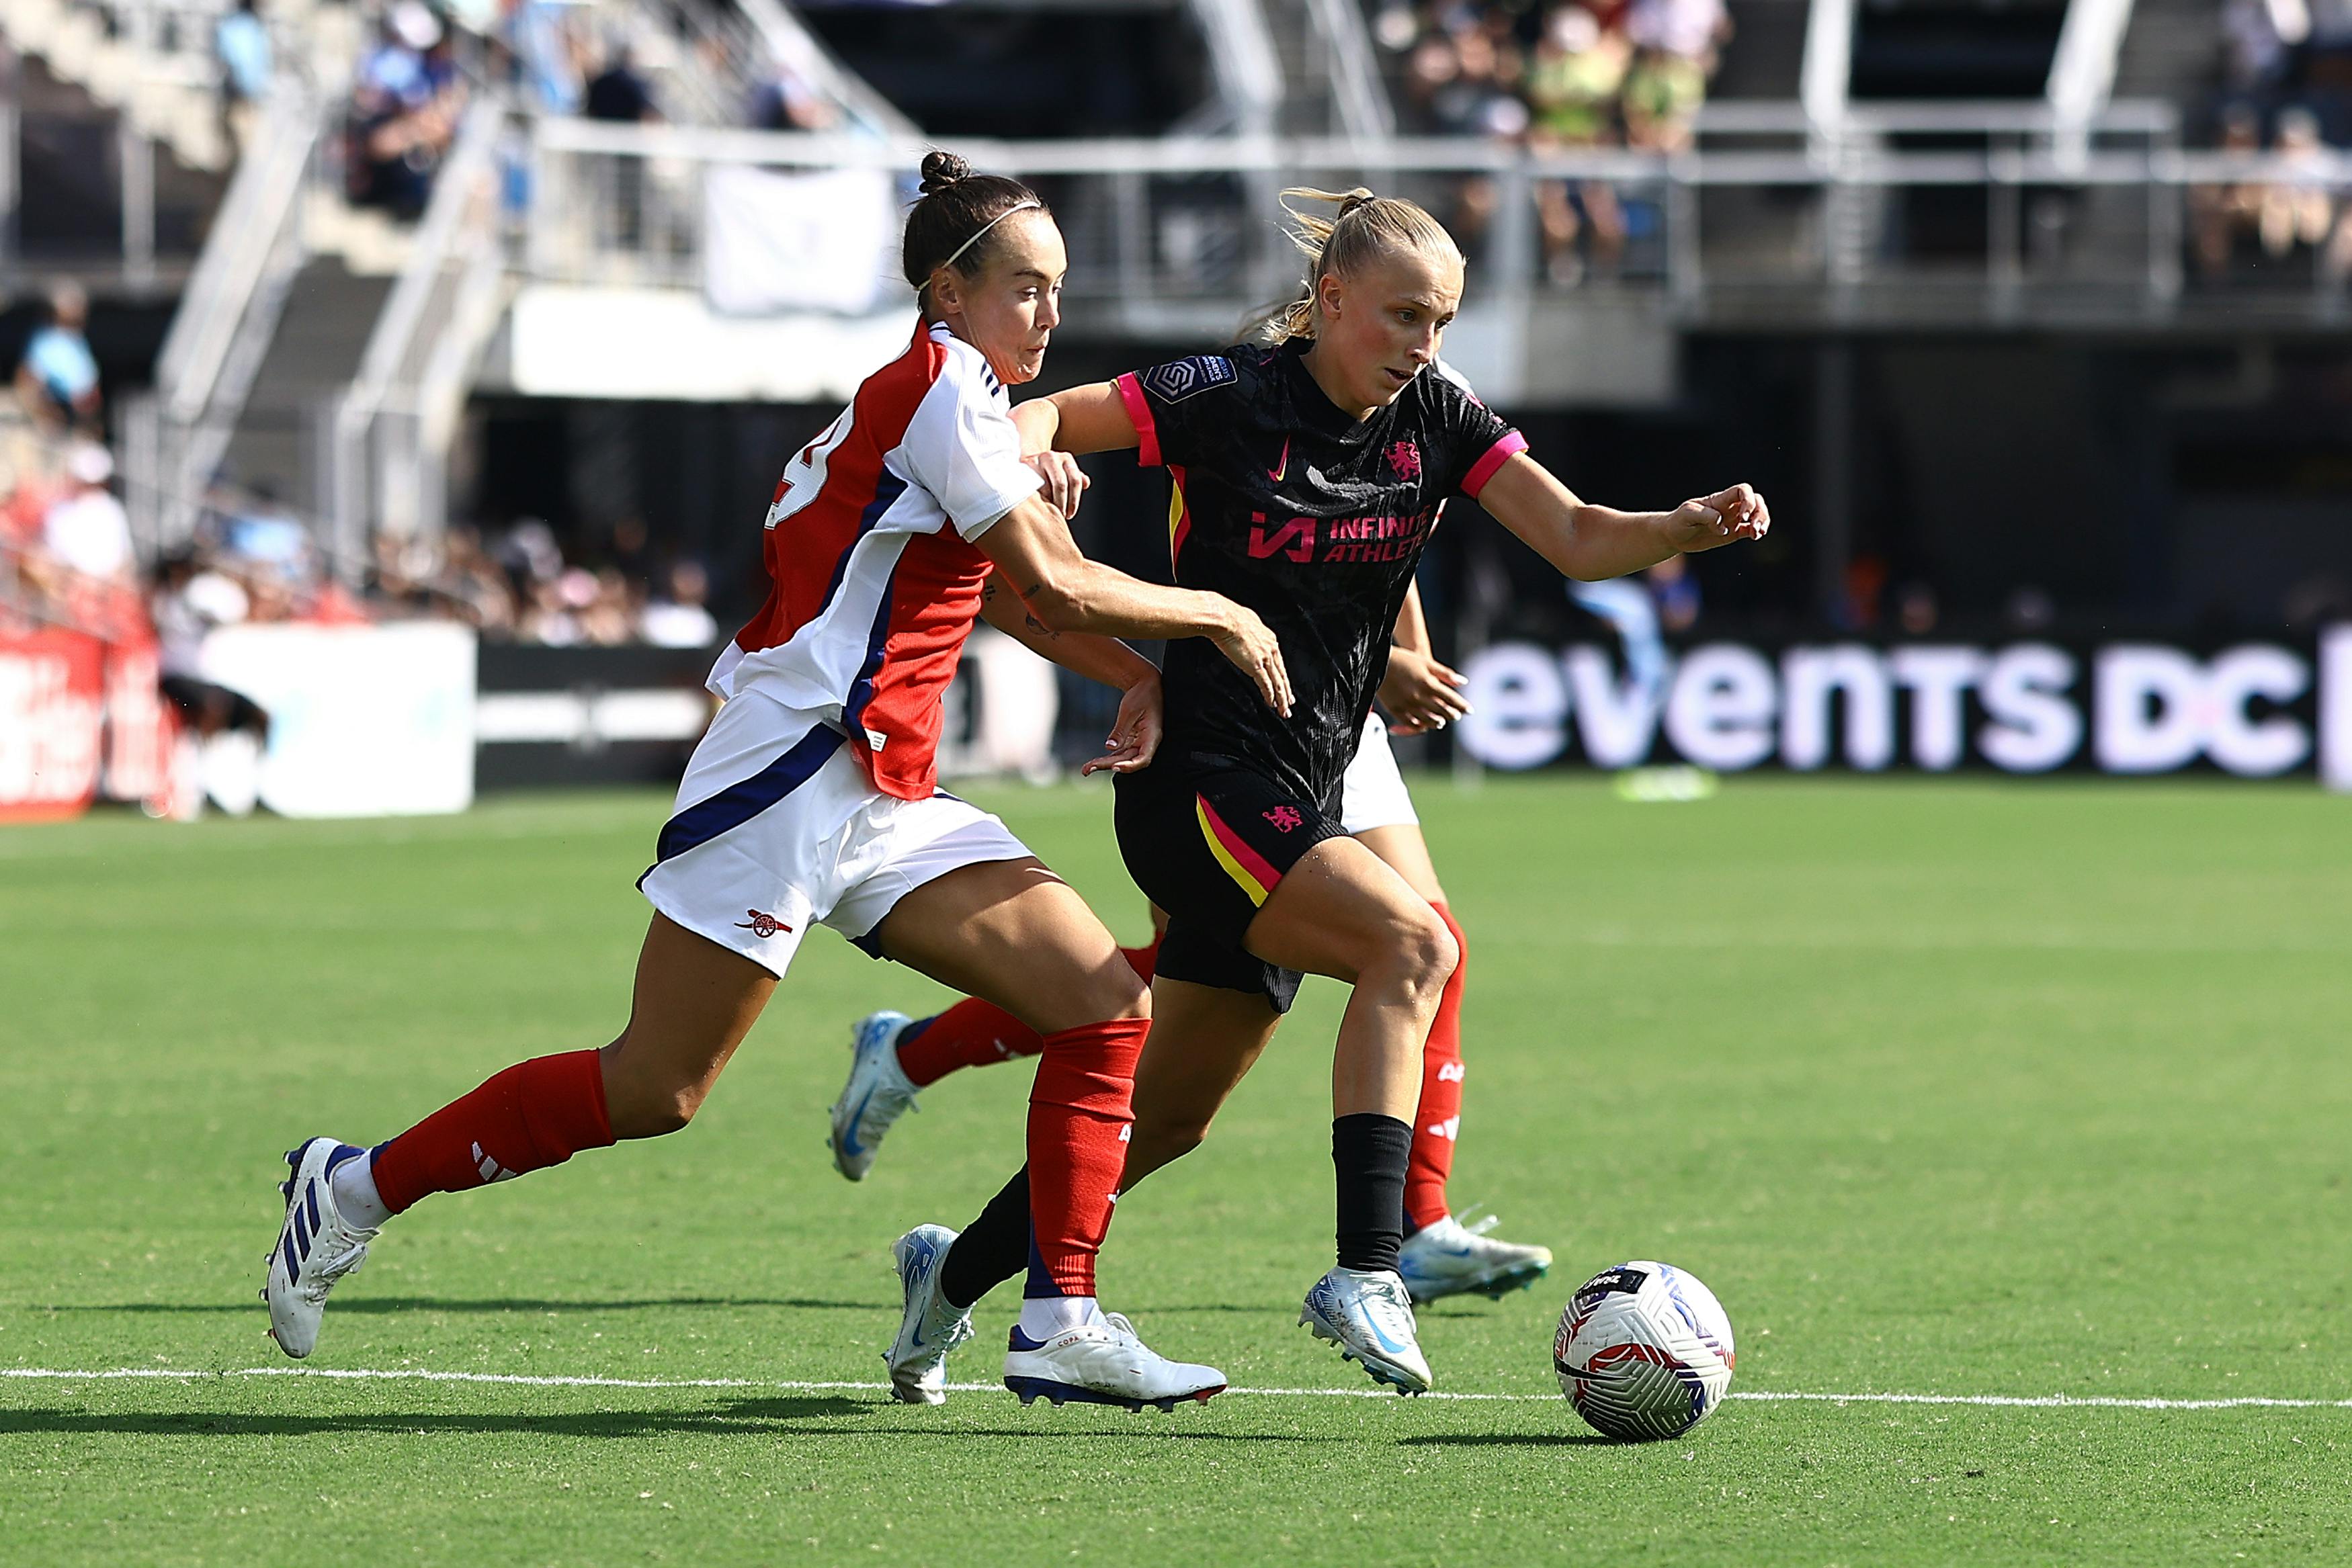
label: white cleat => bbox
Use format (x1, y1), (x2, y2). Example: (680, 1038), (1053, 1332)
(1004, 1312), (1226, 1413)
(829, 1010), (921, 1181)
(1398, 1211), (1554, 1305)
(261, 1137), (379, 1359)
(884, 1224), (975, 1405)
(1300, 1266), (1433, 1395)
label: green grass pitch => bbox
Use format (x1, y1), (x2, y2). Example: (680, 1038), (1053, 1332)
(3, 775), (2349, 1565)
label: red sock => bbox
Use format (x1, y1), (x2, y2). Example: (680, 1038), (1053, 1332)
(895, 997), (1035, 1086)
(1023, 1015), (1146, 1297)
(1404, 904), (1468, 1233)
(894, 939), (1162, 1088)
(371, 1050), (616, 1215)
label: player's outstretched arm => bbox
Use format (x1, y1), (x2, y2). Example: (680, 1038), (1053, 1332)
(976, 492), (1294, 715)
(1011, 382), (1143, 458)
(1476, 451), (1771, 582)
(1005, 385), (1140, 519)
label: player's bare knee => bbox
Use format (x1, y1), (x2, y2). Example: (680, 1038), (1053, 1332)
(1126, 1112), (1210, 1178)
(1075, 961), (1150, 1026)
(1378, 908), (1458, 1004)
(599, 1042), (706, 1138)
(606, 1084), (697, 1139)
(665, 1081), (714, 1133)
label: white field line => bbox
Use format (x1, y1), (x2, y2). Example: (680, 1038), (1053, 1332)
(5, 1366), (2351, 1411)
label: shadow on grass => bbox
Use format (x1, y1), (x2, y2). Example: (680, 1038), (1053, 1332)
(0, 1396), (867, 1438)
(1118, 1303), (1306, 1317)
(19, 1297), (890, 1315)
(0, 1400), (1339, 1444)
(948, 1427), (1338, 1444)
(22, 1299), (1500, 1322)
(1397, 1432), (1620, 1448)
(1122, 1297), (1546, 1321)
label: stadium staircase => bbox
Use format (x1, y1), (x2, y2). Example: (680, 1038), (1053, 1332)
(219, 257), (391, 509)
(101, 0), (883, 562)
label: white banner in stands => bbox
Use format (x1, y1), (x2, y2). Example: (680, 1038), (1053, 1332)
(1458, 629), (2352, 786)
(507, 288), (914, 403)
(199, 623), (476, 816)
(704, 165), (896, 316)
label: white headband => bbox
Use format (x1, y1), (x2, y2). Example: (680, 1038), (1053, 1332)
(939, 198), (1042, 273)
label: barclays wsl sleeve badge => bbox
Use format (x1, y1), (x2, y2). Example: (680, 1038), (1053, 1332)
(1140, 355), (1237, 403)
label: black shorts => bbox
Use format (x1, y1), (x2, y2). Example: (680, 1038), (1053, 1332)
(1112, 754), (1348, 1012)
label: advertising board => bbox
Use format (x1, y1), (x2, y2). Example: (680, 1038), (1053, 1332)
(198, 623), (477, 816)
(0, 629), (106, 821)
(1456, 627), (2352, 787)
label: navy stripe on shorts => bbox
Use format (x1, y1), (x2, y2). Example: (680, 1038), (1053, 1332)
(647, 724), (845, 870)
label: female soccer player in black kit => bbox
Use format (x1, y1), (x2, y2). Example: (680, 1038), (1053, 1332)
(897, 188), (1769, 1395)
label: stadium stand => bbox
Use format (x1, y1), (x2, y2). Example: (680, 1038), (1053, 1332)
(9, 0), (2352, 712)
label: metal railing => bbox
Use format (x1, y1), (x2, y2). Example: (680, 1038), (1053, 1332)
(729, 0), (917, 138)
(327, 97), (507, 567)
(1300, 0), (1393, 142)
(105, 91), (2352, 583)
(1182, 0), (1283, 136)
(0, 0), (365, 286)
(121, 85), (319, 556)
(509, 101), (2352, 336)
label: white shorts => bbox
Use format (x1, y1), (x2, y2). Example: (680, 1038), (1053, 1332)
(639, 691), (1034, 979)
(1339, 712), (1420, 836)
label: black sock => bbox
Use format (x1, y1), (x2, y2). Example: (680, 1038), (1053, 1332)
(938, 1164), (1032, 1309)
(1332, 1113), (1413, 1273)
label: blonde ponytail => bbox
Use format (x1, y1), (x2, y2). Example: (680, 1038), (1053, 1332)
(1255, 187), (1464, 343)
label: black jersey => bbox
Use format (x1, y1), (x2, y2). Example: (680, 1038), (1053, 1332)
(1114, 341), (1524, 805)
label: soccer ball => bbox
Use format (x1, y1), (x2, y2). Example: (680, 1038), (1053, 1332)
(1553, 1261), (1736, 1441)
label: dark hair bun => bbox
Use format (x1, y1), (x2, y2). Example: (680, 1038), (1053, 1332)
(919, 150), (971, 196)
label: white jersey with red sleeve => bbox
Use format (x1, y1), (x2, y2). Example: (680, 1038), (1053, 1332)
(713, 319), (1042, 801)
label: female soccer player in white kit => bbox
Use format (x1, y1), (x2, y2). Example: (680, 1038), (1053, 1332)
(259, 153), (1293, 1411)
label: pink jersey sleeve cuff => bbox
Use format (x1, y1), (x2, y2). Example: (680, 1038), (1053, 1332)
(1114, 372), (1162, 468)
(1462, 431), (1528, 498)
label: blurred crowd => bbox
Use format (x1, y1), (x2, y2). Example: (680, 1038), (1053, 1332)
(344, 0), (472, 218)
(2192, 0), (2352, 280)
(319, 0), (842, 221)
(1372, 0), (1728, 281)
(3, 287), (720, 657)
(371, 517), (720, 648)
(7, 467), (720, 656)
(3, 423), (372, 655)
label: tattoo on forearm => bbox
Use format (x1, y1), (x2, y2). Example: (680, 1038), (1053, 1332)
(984, 574), (1059, 639)
(1013, 581), (1060, 638)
